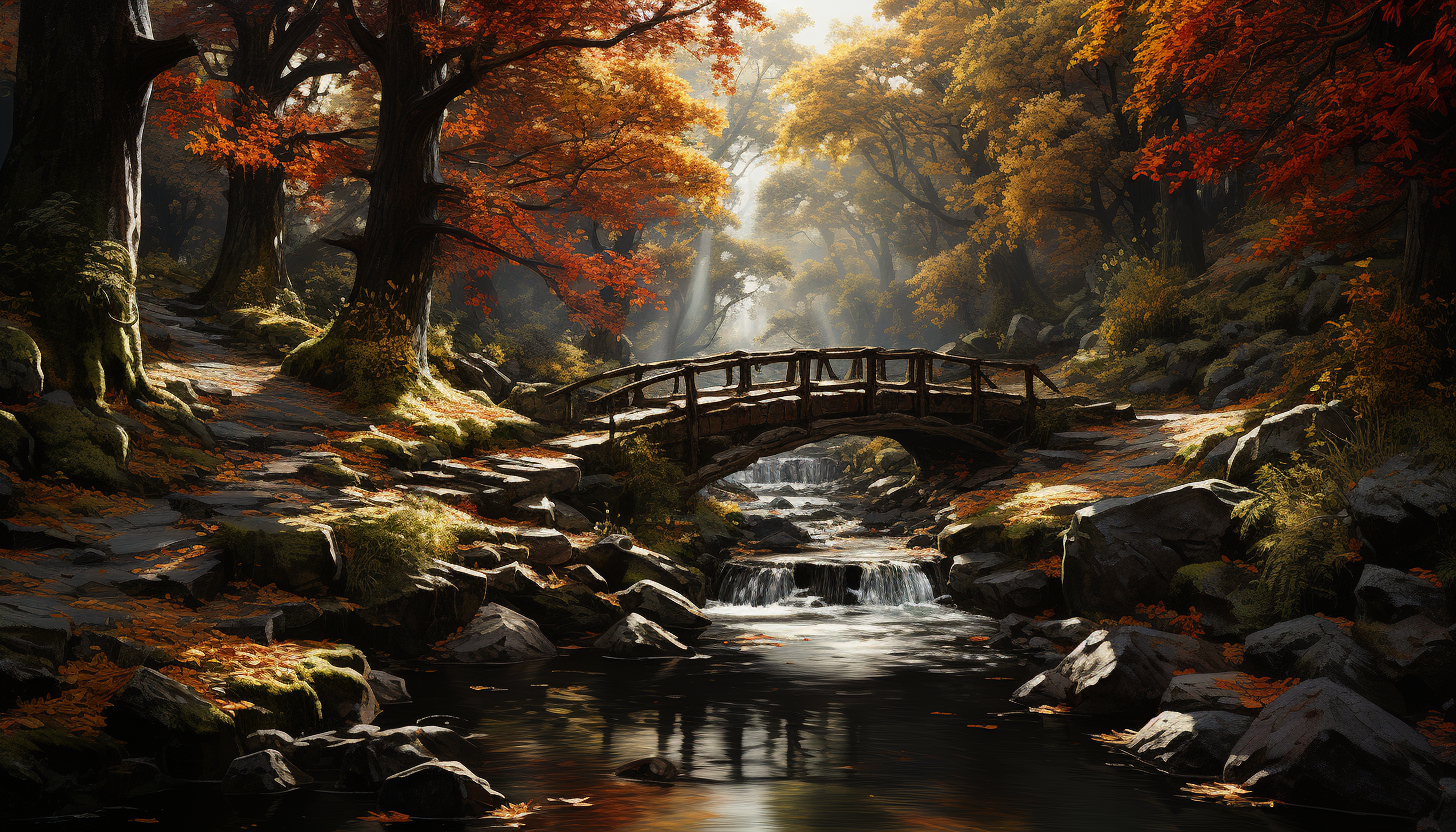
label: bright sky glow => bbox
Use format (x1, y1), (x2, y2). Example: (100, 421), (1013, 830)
(759, 0), (886, 53)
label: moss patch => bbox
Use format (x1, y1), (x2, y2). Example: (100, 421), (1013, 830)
(318, 495), (489, 605)
(296, 657), (375, 728)
(223, 670), (323, 737)
(19, 401), (130, 491)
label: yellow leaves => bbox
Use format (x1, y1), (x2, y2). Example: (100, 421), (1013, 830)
(1181, 781), (1276, 808)
(489, 801), (537, 820)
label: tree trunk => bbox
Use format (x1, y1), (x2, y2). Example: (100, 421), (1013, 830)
(1159, 178), (1207, 275)
(283, 0), (446, 403)
(582, 224), (637, 362)
(1400, 178), (1456, 302)
(0, 0), (195, 407)
(199, 162), (291, 308)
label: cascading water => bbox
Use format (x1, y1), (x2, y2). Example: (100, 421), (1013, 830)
(727, 456), (841, 485)
(716, 557), (936, 607)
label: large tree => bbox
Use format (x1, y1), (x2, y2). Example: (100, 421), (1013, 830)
(0, 0), (197, 410)
(280, 0), (764, 403)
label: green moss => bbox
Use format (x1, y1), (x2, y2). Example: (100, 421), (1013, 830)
(305, 455), (364, 487)
(154, 439), (223, 472)
(322, 495), (486, 605)
(1174, 426), (1240, 470)
(296, 658), (374, 728)
(20, 401), (130, 490)
(304, 645), (370, 675)
(282, 326), (424, 406)
(224, 306), (323, 351)
(223, 670), (323, 737)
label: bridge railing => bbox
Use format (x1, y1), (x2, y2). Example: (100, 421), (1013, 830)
(547, 348), (1060, 466)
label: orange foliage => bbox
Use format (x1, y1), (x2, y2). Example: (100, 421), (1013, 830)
(1213, 674), (1298, 710)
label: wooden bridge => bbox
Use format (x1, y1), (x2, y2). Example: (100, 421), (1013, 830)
(547, 347), (1061, 491)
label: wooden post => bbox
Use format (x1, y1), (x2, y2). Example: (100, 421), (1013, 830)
(565, 391), (574, 423)
(863, 348), (878, 414)
(972, 361), (982, 424)
(815, 358), (825, 381)
(737, 358), (750, 394)
(725, 363), (734, 388)
(915, 354), (930, 417)
(684, 369), (700, 472)
(631, 369), (643, 407)
(850, 358), (862, 380)
(1024, 365), (1037, 430)
(797, 353), (812, 423)
(607, 395), (616, 441)
(785, 356), (798, 387)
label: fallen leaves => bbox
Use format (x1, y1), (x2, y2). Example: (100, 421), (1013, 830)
(1213, 674), (1298, 709)
(965, 724), (999, 730)
(1028, 704), (1072, 715)
(358, 810), (411, 823)
(1091, 729), (1137, 746)
(490, 801), (537, 819)
(1181, 781), (1276, 808)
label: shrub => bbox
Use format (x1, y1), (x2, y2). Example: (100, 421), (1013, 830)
(328, 495), (492, 605)
(479, 316), (594, 384)
(293, 261), (354, 324)
(1100, 256), (1193, 353)
(1234, 462), (1356, 620)
(602, 435), (684, 527)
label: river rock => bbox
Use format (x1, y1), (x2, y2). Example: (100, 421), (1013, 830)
(1356, 565), (1449, 624)
(965, 569), (1056, 618)
(297, 651), (379, 728)
(378, 761), (506, 818)
(242, 729), (297, 754)
(1014, 627), (1230, 714)
(1224, 678), (1445, 815)
(1127, 710), (1253, 776)
(615, 756), (680, 782)
(1159, 672), (1263, 715)
(510, 584), (619, 638)
(1062, 480), (1256, 617)
(349, 561), (490, 655)
(103, 667), (241, 778)
(1243, 615), (1347, 675)
(615, 580), (711, 634)
(515, 527), (573, 566)
(1169, 560), (1256, 639)
(1026, 617), (1096, 648)
(1225, 402), (1353, 482)
(573, 535), (707, 603)
(1292, 632), (1407, 715)
(338, 725), (477, 790)
(1348, 454), (1456, 559)
(442, 603), (556, 662)
(1364, 615), (1456, 707)
(595, 613), (694, 658)
(563, 563), (609, 593)
(483, 562), (551, 596)
(367, 670), (412, 705)
(0, 651), (60, 709)
(947, 553), (1014, 595)
(221, 749), (313, 794)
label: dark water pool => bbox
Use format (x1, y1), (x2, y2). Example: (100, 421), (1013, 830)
(24, 600), (1409, 832)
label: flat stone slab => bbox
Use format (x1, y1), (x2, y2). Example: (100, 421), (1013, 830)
(105, 527), (200, 556)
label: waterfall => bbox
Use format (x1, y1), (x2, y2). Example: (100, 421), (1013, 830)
(717, 562), (797, 606)
(715, 557), (936, 607)
(854, 562), (936, 605)
(727, 456), (842, 485)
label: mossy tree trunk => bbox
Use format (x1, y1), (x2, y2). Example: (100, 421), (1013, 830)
(283, 0), (450, 403)
(0, 0), (196, 408)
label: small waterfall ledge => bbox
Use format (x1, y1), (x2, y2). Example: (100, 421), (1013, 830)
(726, 456), (842, 486)
(716, 558), (936, 607)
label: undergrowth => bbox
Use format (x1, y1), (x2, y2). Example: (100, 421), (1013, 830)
(324, 495), (493, 605)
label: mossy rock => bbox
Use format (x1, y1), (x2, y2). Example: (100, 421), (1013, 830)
(282, 329), (423, 406)
(303, 645), (370, 675)
(304, 455), (365, 487)
(0, 728), (123, 819)
(336, 431), (443, 471)
(512, 584), (619, 638)
(0, 326), (43, 405)
(0, 410), (34, 472)
(19, 400), (129, 491)
(938, 511), (1014, 556)
(215, 516), (342, 596)
(296, 657), (378, 728)
(102, 667), (240, 778)
(223, 670), (323, 737)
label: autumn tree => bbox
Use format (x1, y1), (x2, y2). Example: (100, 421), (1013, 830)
(0, 0), (198, 411)
(154, 0), (367, 310)
(646, 229), (791, 357)
(1084, 0), (1456, 300)
(280, 0), (765, 403)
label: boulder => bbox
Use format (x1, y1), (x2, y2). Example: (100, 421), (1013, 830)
(297, 652), (380, 728)
(20, 400), (130, 491)
(1225, 678), (1445, 816)
(339, 725), (476, 790)
(242, 729), (296, 755)
(1127, 710), (1254, 776)
(223, 668), (325, 737)
(215, 516), (342, 596)
(103, 667), (241, 778)
(0, 326), (43, 404)
(0, 605), (72, 665)
(1297, 272), (1346, 333)
(1159, 672), (1263, 715)
(1291, 633), (1406, 715)
(1062, 480), (1257, 617)
(510, 584), (619, 638)
(563, 563), (609, 593)
(614, 756), (680, 782)
(367, 670), (412, 705)
(1364, 615), (1456, 706)
(511, 526), (573, 566)
(442, 603), (557, 663)
(0, 651), (60, 708)
(1225, 402), (1353, 482)
(1243, 615), (1347, 675)
(1026, 617), (1096, 648)
(947, 553), (1014, 596)
(1004, 314), (1041, 355)
(573, 535), (708, 604)
(1013, 627), (1230, 714)
(483, 562), (551, 597)
(616, 580), (711, 635)
(0, 410), (33, 472)
(594, 613), (694, 658)
(348, 561), (491, 655)
(965, 569), (1056, 618)
(1348, 455), (1456, 559)
(221, 749), (313, 794)
(1356, 565), (1449, 624)
(378, 761), (506, 818)
(1169, 560), (1256, 639)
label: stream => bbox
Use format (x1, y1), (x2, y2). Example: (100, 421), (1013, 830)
(27, 466), (1407, 832)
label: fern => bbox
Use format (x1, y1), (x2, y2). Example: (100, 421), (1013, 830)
(1234, 462), (1354, 619)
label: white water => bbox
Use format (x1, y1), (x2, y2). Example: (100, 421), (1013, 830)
(716, 558), (936, 607)
(727, 455), (842, 485)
